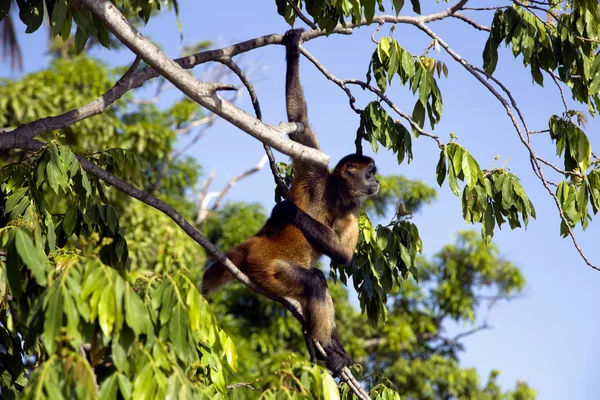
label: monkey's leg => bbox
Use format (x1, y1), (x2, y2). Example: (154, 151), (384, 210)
(269, 264), (352, 374)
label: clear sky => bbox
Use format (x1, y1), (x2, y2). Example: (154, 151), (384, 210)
(2, 1), (599, 398)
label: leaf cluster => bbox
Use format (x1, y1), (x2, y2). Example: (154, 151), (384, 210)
(436, 143), (536, 244)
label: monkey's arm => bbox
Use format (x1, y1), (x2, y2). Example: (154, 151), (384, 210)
(271, 201), (356, 265)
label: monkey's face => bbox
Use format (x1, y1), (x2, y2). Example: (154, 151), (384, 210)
(335, 154), (380, 199)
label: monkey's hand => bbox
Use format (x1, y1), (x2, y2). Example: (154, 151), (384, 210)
(270, 200), (300, 225)
(282, 28), (305, 48)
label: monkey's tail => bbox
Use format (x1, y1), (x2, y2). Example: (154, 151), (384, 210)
(283, 28), (309, 126)
(201, 246), (246, 295)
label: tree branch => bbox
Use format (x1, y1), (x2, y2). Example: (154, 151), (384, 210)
(414, 22), (599, 271)
(287, 0), (318, 30)
(3, 1), (472, 160)
(84, 0), (331, 168)
(196, 155), (269, 225)
(451, 13), (490, 31)
(1, 56), (141, 144)
(7, 137), (368, 399)
(216, 57), (289, 197)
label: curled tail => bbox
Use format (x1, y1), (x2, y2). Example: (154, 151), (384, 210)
(201, 246), (246, 295)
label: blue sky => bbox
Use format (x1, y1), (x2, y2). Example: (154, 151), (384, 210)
(2, 1), (600, 398)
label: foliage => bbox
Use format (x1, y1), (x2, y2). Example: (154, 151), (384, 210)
(0, 142), (235, 398)
(10, 0), (600, 397)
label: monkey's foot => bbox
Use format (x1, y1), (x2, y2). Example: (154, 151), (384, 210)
(322, 342), (352, 377)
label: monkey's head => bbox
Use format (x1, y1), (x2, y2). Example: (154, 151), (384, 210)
(333, 154), (379, 201)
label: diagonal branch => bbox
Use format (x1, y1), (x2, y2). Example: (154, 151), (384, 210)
(8, 137), (368, 399)
(78, 0), (328, 168)
(1, 56), (141, 145)
(415, 22), (599, 271)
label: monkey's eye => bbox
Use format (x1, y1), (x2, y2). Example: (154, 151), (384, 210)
(347, 163), (356, 170)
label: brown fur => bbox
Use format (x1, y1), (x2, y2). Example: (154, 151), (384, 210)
(202, 29), (378, 373)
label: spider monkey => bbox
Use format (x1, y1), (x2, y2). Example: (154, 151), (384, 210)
(202, 28), (379, 374)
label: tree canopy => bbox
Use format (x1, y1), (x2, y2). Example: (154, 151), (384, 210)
(1, 0), (599, 398)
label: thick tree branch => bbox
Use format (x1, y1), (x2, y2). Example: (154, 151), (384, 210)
(82, 0), (330, 168)
(3, 1), (471, 159)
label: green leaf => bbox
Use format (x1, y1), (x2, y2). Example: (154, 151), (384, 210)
(170, 304), (189, 361)
(411, 99), (425, 134)
(392, 0), (404, 15)
(99, 374), (119, 400)
(50, 0), (68, 37)
(363, 0), (375, 24)
(74, 26), (89, 54)
(15, 229), (48, 286)
(124, 286), (150, 336)
(590, 71), (600, 94)
(461, 152), (484, 188)
(372, 54), (387, 93)
(117, 374), (132, 400)
(377, 37), (392, 63)
(63, 207), (78, 236)
(435, 150), (446, 186)
(111, 341), (130, 375)
(410, 0), (421, 14)
(106, 205), (118, 234)
(387, 42), (400, 83)
(0, 0), (10, 21)
(482, 204), (495, 244)
(401, 49), (415, 78)
(5, 187), (27, 211)
(80, 169), (92, 193)
(418, 70), (431, 106)
(43, 287), (63, 355)
(448, 163), (460, 196)
(5, 244), (23, 298)
(16, 0), (44, 33)
(98, 286), (116, 337)
(322, 371), (341, 400)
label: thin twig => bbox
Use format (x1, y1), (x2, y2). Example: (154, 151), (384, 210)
(286, 0), (318, 30)
(301, 44), (446, 150)
(211, 156), (268, 213)
(536, 156), (583, 177)
(463, 6), (509, 11)
(299, 47), (361, 114)
(415, 22), (599, 271)
(548, 70), (570, 116)
(216, 57), (289, 196)
(451, 13), (491, 31)
(371, 21), (385, 44)
(227, 378), (260, 391)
